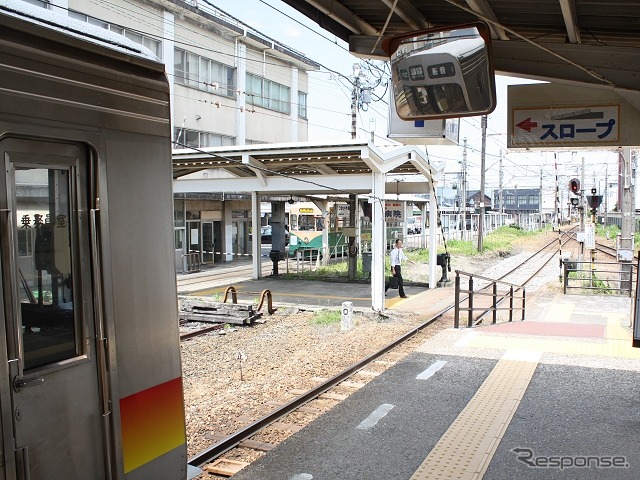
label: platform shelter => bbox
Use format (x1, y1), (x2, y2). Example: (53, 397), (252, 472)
(172, 140), (444, 312)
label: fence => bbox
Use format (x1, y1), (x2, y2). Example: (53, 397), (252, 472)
(454, 270), (526, 328)
(562, 259), (635, 296)
(182, 252), (201, 273)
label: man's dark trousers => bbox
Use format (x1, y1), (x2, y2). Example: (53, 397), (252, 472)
(385, 265), (405, 297)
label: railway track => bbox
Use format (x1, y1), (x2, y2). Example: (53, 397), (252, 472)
(177, 262), (274, 294)
(593, 240), (638, 261)
(180, 322), (225, 341)
(187, 232), (581, 476)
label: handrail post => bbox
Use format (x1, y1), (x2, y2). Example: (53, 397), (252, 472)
(468, 276), (474, 327)
(509, 285), (514, 322)
(454, 273), (461, 329)
(521, 288), (526, 321)
(492, 282), (498, 324)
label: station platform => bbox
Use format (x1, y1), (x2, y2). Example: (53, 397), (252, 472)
(231, 292), (640, 480)
(178, 267), (451, 312)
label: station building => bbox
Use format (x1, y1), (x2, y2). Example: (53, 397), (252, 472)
(31, 0), (319, 271)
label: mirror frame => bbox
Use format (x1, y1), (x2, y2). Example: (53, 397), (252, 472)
(382, 21), (497, 120)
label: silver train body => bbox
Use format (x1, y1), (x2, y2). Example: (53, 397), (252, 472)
(0, 3), (186, 479)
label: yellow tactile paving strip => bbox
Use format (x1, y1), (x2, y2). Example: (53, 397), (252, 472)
(411, 350), (541, 480)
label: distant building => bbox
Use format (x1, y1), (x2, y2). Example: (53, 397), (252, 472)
(493, 188), (541, 214)
(467, 190), (492, 210)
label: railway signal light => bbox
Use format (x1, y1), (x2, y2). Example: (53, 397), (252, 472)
(569, 178), (580, 195)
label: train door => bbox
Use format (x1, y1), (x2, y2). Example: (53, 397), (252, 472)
(0, 139), (105, 479)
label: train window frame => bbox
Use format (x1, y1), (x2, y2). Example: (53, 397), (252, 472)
(2, 139), (93, 374)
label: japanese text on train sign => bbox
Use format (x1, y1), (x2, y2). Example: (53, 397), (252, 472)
(511, 105), (619, 147)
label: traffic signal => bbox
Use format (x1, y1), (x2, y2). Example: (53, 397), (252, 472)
(569, 178), (580, 195)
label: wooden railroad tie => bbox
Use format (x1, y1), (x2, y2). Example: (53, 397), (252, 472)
(179, 298), (262, 325)
(205, 458), (249, 477)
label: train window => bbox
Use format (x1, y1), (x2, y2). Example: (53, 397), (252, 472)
(14, 167), (79, 370)
(299, 215), (314, 230)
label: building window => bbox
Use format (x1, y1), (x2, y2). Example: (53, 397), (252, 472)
(528, 195), (538, 205)
(246, 73), (291, 114)
(17, 229), (33, 257)
(298, 91), (307, 118)
(175, 229), (184, 250)
(173, 128), (235, 149)
(24, 0), (49, 8)
(174, 48), (235, 96)
(505, 196), (516, 206)
(68, 10), (162, 58)
(517, 195), (527, 206)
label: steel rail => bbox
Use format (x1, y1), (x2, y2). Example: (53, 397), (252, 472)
(188, 302), (454, 468)
(180, 324), (224, 341)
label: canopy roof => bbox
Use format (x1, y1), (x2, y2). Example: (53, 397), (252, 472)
(172, 140), (444, 196)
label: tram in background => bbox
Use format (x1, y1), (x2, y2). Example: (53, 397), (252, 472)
(0, 3), (186, 479)
(287, 202), (349, 258)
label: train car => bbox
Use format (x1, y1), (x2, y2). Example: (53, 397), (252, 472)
(288, 202), (348, 258)
(0, 3), (186, 479)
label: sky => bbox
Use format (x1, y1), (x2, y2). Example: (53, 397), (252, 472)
(210, 0), (623, 204)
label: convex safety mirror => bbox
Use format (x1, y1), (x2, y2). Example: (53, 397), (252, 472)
(383, 22), (496, 120)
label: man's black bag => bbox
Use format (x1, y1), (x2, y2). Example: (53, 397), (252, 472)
(388, 275), (399, 289)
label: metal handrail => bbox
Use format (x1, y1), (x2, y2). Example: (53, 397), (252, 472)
(454, 271), (525, 328)
(455, 269), (524, 289)
(563, 260), (635, 296)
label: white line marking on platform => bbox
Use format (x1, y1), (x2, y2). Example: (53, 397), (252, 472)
(356, 403), (395, 430)
(416, 360), (447, 380)
(289, 474), (313, 480)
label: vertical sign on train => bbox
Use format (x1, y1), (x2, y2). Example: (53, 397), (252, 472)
(385, 201), (404, 228)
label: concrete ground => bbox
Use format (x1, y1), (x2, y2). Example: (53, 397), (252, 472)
(227, 291), (640, 480)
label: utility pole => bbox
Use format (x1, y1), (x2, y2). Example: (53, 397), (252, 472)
(554, 153), (559, 231)
(605, 165), (609, 226)
(478, 115), (487, 253)
(499, 150), (504, 215)
(539, 166), (543, 229)
(461, 137), (468, 240)
(351, 63), (360, 139)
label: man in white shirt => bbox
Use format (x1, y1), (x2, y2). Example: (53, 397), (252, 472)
(385, 238), (408, 298)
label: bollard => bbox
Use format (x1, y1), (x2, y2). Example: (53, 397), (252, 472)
(341, 301), (354, 331)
